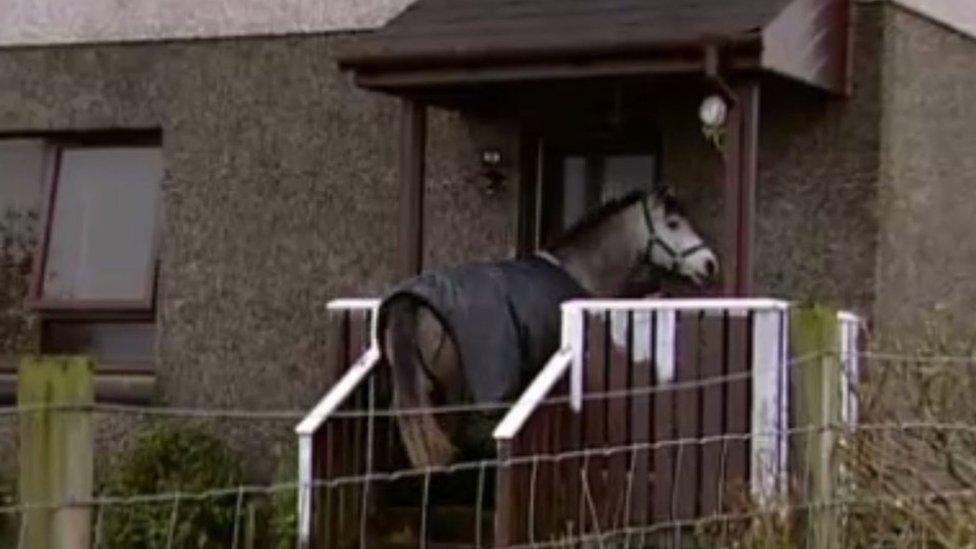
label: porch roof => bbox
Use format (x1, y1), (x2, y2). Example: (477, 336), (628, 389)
(336, 0), (852, 95)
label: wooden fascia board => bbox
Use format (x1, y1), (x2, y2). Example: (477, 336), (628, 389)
(352, 50), (763, 92)
(761, 0), (852, 96)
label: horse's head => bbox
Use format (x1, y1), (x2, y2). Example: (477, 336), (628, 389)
(549, 187), (719, 296)
(639, 186), (719, 287)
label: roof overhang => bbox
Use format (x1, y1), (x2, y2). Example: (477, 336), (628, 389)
(337, 0), (852, 97)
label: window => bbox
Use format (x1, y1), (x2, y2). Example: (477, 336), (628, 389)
(0, 134), (162, 403)
(32, 145), (162, 311)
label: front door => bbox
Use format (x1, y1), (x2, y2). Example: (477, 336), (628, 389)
(539, 125), (661, 246)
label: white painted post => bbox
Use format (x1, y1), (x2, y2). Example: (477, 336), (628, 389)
(778, 310), (790, 495)
(297, 435), (313, 549)
(562, 304), (585, 412)
(631, 310), (654, 364)
(653, 310), (676, 384)
(751, 309), (788, 501)
(837, 312), (861, 429)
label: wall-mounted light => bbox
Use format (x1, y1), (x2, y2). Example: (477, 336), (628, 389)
(479, 148), (505, 195)
(699, 94), (728, 150)
(481, 149), (502, 166)
(699, 94), (728, 127)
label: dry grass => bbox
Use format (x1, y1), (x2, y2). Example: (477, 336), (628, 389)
(840, 344), (976, 548)
(692, 333), (976, 549)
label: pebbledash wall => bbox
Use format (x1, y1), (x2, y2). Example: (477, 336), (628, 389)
(0, 35), (519, 476)
(0, 1), (974, 475)
(873, 6), (976, 342)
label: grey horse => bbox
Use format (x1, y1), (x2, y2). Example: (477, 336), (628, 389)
(378, 187), (719, 467)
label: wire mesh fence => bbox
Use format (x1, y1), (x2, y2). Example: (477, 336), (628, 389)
(2, 350), (976, 547)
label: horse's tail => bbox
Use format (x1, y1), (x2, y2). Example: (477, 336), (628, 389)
(380, 296), (457, 468)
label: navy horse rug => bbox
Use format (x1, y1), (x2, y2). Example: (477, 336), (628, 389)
(378, 255), (587, 404)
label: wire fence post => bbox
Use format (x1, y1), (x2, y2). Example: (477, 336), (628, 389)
(790, 306), (842, 549)
(18, 356), (94, 549)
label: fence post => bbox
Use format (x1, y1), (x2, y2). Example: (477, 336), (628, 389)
(19, 356), (95, 549)
(790, 306), (841, 549)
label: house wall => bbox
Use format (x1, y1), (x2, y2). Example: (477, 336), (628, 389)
(0, 35), (517, 476)
(873, 5), (976, 343)
(754, 3), (885, 313)
(889, 0), (976, 42)
(594, 4), (886, 312)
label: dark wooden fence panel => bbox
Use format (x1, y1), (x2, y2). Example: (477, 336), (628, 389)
(607, 312), (630, 532)
(559, 377), (583, 542)
(651, 314), (676, 532)
(496, 311), (776, 547)
(497, 373), (579, 546)
(699, 314), (726, 517)
(306, 302), (842, 548)
(674, 312), (701, 524)
(725, 313), (753, 506)
(628, 312), (652, 530)
(495, 303), (791, 548)
(583, 311), (608, 534)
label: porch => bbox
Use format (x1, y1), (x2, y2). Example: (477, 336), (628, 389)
(296, 297), (860, 547)
(299, 0), (856, 546)
(336, 0), (853, 296)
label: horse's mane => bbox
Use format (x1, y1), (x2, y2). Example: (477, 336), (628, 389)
(547, 190), (647, 249)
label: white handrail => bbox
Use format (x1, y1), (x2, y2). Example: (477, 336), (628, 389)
(296, 346), (380, 548)
(493, 347), (573, 441)
(297, 297), (381, 549)
(562, 297), (789, 313)
(296, 347), (380, 548)
(326, 298), (381, 348)
(327, 298), (381, 311)
(296, 347), (381, 436)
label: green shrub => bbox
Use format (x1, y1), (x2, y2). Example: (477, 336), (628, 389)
(0, 470), (14, 546)
(268, 444), (298, 549)
(97, 424), (244, 549)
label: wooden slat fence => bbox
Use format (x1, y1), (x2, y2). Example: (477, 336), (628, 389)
(493, 299), (793, 548)
(298, 298), (859, 549)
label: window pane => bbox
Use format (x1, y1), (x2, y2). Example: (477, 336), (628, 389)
(42, 147), (162, 302)
(601, 154), (656, 203)
(41, 321), (155, 370)
(562, 156), (588, 229)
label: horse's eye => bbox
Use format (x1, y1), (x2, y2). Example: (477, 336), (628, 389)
(666, 219), (680, 230)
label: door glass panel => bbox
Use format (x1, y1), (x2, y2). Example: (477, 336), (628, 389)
(540, 127), (659, 247)
(556, 153), (656, 233)
(562, 156), (588, 229)
(602, 154), (656, 202)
